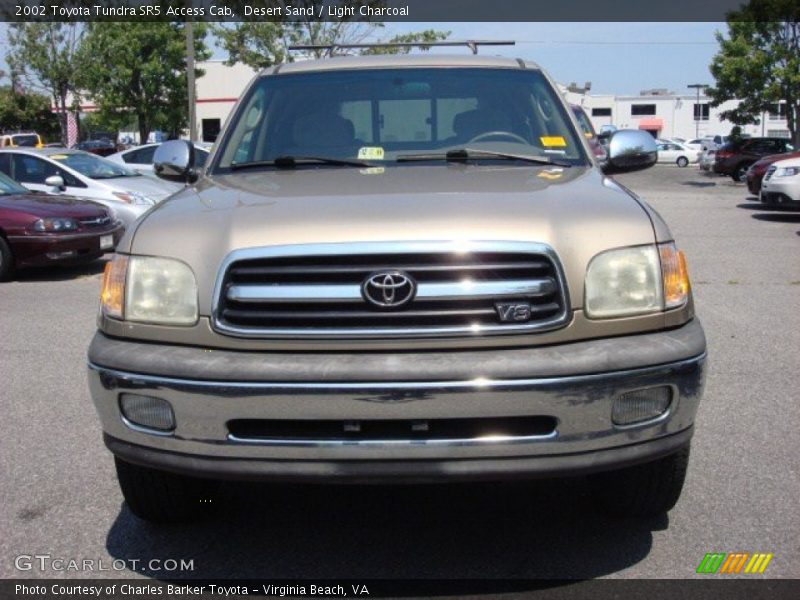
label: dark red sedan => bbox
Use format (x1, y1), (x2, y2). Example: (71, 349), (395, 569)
(0, 171), (124, 280)
(746, 150), (800, 195)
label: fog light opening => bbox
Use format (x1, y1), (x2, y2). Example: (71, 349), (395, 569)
(612, 386), (672, 426)
(119, 393), (175, 432)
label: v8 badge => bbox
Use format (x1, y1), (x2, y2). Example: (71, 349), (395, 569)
(495, 302), (532, 323)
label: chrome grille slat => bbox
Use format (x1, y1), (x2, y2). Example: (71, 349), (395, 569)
(227, 278), (556, 304)
(212, 242), (571, 339)
(229, 261), (550, 277)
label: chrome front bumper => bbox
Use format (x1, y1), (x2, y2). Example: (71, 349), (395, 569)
(88, 321), (706, 482)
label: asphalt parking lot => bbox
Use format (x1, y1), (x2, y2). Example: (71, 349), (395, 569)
(1, 165), (798, 582)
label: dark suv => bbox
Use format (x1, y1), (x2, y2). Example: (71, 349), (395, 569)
(714, 137), (795, 182)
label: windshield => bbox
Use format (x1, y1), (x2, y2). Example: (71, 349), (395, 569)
(215, 68), (588, 170)
(0, 170), (31, 195)
(50, 152), (139, 179)
(13, 134), (40, 147)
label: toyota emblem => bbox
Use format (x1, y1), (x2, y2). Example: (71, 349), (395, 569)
(361, 271), (417, 308)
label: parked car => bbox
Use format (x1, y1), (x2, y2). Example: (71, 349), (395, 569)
(89, 52), (705, 524)
(0, 148), (181, 228)
(699, 148), (717, 171)
(570, 105), (607, 167)
(0, 170), (123, 280)
(759, 156), (800, 208)
(713, 137), (795, 181)
(679, 138), (704, 152)
(107, 142), (211, 175)
(0, 132), (44, 148)
(656, 141), (699, 167)
(73, 139), (118, 157)
(745, 150), (800, 195)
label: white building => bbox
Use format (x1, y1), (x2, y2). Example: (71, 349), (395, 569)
(194, 60), (258, 142)
(564, 88), (791, 142)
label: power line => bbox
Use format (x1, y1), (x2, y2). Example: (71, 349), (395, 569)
(515, 40), (716, 46)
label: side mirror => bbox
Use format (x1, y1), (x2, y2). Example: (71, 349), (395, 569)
(45, 175), (66, 190)
(602, 130), (658, 174)
(153, 140), (197, 183)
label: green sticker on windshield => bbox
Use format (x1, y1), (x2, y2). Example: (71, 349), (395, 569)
(357, 147), (385, 160)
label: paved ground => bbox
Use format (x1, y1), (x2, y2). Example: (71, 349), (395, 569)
(1, 165), (798, 582)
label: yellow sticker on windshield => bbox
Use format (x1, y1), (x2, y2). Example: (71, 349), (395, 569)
(50, 154), (69, 160)
(540, 136), (567, 147)
(357, 147), (385, 160)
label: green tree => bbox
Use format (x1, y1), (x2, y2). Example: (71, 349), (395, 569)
(706, 1), (800, 145)
(360, 30), (452, 55)
(0, 86), (60, 141)
(216, 18), (450, 69)
(76, 22), (210, 144)
(7, 23), (84, 145)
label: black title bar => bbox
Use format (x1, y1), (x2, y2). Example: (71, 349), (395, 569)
(2, 0), (756, 23)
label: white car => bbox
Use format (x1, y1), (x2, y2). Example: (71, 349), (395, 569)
(0, 148), (182, 227)
(760, 156), (800, 208)
(656, 142), (700, 167)
(107, 142), (211, 176)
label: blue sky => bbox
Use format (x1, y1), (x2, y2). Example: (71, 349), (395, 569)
(2, 22), (726, 96)
(356, 22), (726, 95)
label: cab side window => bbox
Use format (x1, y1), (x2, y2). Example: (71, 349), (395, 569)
(0, 154), (11, 177)
(124, 146), (157, 165)
(11, 154), (86, 188)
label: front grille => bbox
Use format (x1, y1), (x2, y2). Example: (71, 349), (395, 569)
(78, 215), (112, 228)
(213, 242), (570, 338)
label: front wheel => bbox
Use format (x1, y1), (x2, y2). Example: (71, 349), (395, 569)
(732, 164), (750, 182)
(114, 457), (219, 523)
(590, 445), (690, 517)
(0, 236), (14, 281)
(676, 156), (689, 168)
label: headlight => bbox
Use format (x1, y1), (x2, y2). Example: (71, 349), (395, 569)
(585, 242), (690, 319)
(773, 166), (800, 177)
(100, 255), (198, 325)
(112, 191), (155, 205)
(33, 217), (78, 232)
(585, 245), (662, 318)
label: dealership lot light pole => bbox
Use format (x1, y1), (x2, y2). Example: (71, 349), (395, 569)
(688, 83), (708, 139)
(186, 21), (197, 142)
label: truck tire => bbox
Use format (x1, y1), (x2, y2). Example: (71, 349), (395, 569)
(0, 235), (14, 281)
(732, 163), (750, 182)
(590, 445), (690, 517)
(114, 457), (219, 523)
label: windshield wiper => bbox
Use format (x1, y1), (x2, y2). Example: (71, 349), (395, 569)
(230, 156), (373, 170)
(397, 148), (572, 167)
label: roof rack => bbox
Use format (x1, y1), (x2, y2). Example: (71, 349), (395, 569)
(288, 40), (515, 56)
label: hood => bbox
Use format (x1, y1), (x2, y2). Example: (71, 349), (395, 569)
(0, 192), (109, 219)
(102, 174), (182, 202)
(128, 164), (658, 314)
(754, 150), (800, 170)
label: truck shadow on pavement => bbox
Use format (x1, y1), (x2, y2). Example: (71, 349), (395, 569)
(105, 478), (667, 582)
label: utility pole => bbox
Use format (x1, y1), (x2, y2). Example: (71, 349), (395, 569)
(186, 21), (197, 142)
(687, 83), (708, 139)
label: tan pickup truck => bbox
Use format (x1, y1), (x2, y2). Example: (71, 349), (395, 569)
(88, 51), (706, 523)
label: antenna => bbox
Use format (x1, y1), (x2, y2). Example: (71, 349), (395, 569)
(288, 40), (516, 56)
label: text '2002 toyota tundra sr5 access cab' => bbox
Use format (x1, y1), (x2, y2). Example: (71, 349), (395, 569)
(89, 50), (706, 523)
